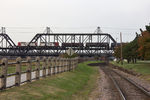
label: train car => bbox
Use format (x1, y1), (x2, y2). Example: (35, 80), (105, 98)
(86, 43), (109, 48)
(40, 42), (46, 46)
(62, 43), (83, 47)
(111, 43), (128, 48)
(40, 42), (59, 46)
(86, 43), (97, 47)
(18, 42), (27, 46)
(54, 42), (59, 46)
(29, 42), (37, 46)
(18, 42), (37, 46)
(111, 43), (117, 49)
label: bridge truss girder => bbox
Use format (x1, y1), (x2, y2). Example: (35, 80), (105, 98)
(0, 33), (116, 57)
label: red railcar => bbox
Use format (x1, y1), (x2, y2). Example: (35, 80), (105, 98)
(18, 42), (27, 46)
(18, 42), (37, 46)
(54, 42), (59, 46)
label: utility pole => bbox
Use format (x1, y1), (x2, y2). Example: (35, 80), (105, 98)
(120, 32), (123, 65)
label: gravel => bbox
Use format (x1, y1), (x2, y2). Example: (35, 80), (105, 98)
(98, 67), (121, 100)
(111, 68), (149, 100)
(112, 68), (150, 92)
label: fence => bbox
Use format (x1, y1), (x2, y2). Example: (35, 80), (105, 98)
(0, 57), (79, 90)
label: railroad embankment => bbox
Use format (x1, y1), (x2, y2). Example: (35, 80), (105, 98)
(110, 61), (150, 81)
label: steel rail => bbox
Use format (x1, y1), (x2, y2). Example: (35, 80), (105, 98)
(108, 74), (126, 100)
(101, 67), (126, 100)
(111, 69), (150, 97)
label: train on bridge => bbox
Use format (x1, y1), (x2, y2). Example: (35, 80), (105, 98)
(17, 42), (115, 49)
(0, 27), (117, 57)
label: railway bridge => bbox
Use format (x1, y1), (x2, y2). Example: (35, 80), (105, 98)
(0, 27), (117, 57)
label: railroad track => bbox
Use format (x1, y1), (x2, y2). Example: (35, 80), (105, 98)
(100, 66), (150, 100)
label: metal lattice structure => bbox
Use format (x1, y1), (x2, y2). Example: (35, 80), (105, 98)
(0, 27), (117, 57)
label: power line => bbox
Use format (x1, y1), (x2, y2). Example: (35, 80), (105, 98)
(4, 26), (140, 30)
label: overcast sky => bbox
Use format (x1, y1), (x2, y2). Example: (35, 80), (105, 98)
(0, 0), (150, 43)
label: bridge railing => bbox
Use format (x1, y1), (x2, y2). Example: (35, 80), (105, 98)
(0, 57), (79, 90)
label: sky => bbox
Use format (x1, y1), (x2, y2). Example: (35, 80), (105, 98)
(0, 0), (150, 43)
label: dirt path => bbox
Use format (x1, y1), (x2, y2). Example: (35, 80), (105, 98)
(88, 66), (121, 100)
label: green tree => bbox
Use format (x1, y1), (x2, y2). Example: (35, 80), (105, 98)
(138, 30), (150, 60)
(114, 35), (139, 63)
(146, 25), (150, 33)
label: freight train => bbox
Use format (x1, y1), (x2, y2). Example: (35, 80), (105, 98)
(18, 42), (59, 47)
(17, 42), (112, 49)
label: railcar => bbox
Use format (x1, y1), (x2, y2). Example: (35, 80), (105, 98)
(86, 43), (109, 48)
(39, 42), (59, 46)
(62, 43), (84, 47)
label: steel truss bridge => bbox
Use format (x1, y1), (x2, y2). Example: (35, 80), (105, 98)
(0, 27), (117, 57)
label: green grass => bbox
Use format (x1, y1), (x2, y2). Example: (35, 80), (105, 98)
(0, 61), (100, 100)
(110, 61), (150, 75)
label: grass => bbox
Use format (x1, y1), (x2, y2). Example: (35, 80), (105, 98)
(111, 61), (150, 75)
(110, 61), (150, 81)
(0, 61), (100, 100)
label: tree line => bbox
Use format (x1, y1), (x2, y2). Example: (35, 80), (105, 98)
(114, 24), (150, 63)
